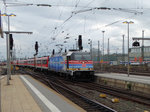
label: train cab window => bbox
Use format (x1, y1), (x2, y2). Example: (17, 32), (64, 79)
(73, 53), (91, 60)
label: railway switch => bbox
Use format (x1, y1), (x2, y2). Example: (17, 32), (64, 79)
(111, 98), (119, 103)
(99, 94), (106, 98)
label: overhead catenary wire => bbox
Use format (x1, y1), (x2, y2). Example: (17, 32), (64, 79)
(75, 0), (80, 7)
(48, 8), (139, 49)
(83, 0), (96, 8)
(72, 7), (143, 15)
(4, 0), (150, 57)
(5, 2), (93, 8)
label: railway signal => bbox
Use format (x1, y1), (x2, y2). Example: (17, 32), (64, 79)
(78, 35), (83, 50)
(9, 34), (13, 50)
(35, 41), (38, 55)
(132, 41), (140, 47)
(52, 49), (55, 55)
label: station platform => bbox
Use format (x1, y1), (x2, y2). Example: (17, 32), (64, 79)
(95, 73), (150, 94)
(1, 75), (86, 112)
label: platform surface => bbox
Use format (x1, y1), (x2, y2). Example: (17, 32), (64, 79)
(1, 75), (42, 112)
(95, 73), (150, 85)
(20, 75), (86, 112)
(1, 75), (85, 112)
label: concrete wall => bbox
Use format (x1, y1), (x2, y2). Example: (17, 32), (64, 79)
(96, 76), (150, 94)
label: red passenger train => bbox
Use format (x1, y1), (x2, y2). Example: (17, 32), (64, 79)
(13, 50), (94, 81)
(13, 56), (49, 69)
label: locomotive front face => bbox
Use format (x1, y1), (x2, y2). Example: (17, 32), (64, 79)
(67, 52), (93, 71)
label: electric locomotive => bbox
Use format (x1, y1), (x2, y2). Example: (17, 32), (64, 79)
(49, 50), (94, 81)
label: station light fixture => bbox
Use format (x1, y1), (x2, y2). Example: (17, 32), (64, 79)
(123, 21), (134, 24)
(0, 13), (16, 17)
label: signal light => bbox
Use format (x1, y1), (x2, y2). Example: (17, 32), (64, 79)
(35, 41), (38, 54)
(78, 35), (83, 50)
(132, 41), (140, 47)
(9, 34), (13, 50)
(52, 49), (55, 55)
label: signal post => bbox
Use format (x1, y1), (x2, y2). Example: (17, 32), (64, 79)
(3, 31), (32, 85)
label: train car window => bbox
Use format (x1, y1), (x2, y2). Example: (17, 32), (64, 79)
(37, 60), (41, 64)
(42, 60), (47, 64)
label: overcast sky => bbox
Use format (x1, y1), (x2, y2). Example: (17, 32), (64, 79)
(0, 0), (150, 60)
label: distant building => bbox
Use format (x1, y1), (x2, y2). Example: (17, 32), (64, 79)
(91, 46), (150, 65)
(91, 48), (128, 64)
(92, 48), (101, 61)
(129, 46), (150, 64)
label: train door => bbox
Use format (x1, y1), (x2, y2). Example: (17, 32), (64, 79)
(67, 56), (71, 69)
(34, 56), (36, 67)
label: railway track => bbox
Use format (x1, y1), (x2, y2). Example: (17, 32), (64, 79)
(21, 69), (117, 112)
(63, 81), (150, 106)
(19, 68), (150, 111)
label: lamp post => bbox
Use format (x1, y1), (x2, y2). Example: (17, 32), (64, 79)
(75, 39), (77, 50)
(101, 31), (105, 71)
(102, 31), (105, 59)
(0, 13), (16, 85)
(123, 21), (134, 77)
(122, 35), (125, 63)
(88, 39), (92, 60)
(107, 38), (109, 62)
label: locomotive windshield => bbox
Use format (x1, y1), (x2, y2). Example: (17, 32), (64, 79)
(72, 52), (91, 60)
